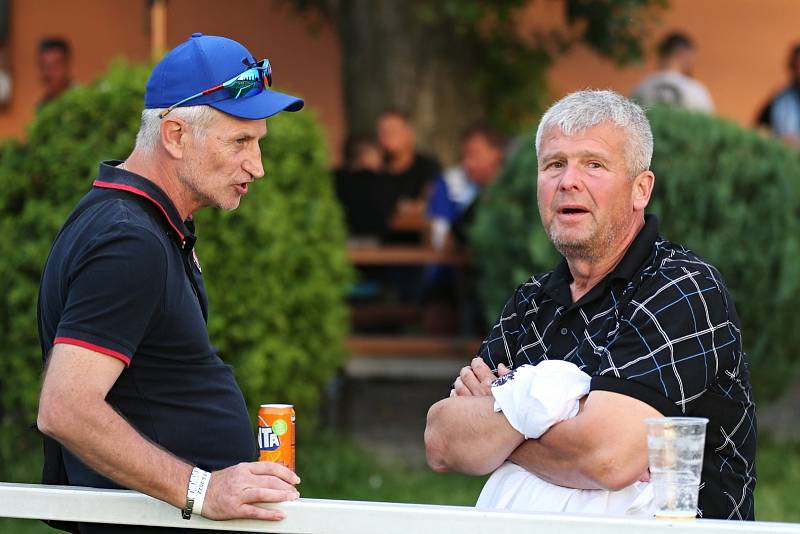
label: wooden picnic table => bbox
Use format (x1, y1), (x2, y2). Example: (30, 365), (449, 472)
(346, 243), (469, 266)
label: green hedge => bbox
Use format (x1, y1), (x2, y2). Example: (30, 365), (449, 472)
(471, 106), (800, 401)
(0, 62), (352, 482)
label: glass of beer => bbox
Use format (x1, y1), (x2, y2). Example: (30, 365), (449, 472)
(645, 417), (708, 519)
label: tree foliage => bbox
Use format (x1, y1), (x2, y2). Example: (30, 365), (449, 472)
(566, 0), (668, 64)
(470, 106), (800, 400)
(0, 62), (351, 481)
(288, 0), (666, 149)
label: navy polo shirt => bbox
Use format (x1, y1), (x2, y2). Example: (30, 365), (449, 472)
(38, 161), (257, 490)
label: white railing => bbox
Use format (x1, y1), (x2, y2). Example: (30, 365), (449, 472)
(2, 482), (800, 533)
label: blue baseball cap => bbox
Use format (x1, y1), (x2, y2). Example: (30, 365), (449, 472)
(145, 33), (304, 119)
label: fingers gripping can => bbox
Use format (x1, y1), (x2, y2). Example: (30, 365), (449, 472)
(257, 404), (295, 471)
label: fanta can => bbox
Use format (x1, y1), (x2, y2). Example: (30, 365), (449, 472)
(257, 404), (295, 471)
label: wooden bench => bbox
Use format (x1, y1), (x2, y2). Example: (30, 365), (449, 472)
(344, 335), (481, 359)
(343, 335), (482, 380)
(347, 244), (469, 266)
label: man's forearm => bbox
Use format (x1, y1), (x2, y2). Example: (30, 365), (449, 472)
(509, 417), (606, 490)
(424, 395), (523, 475)
(39, 395), (192, 508)
(508, 391), (655, 491)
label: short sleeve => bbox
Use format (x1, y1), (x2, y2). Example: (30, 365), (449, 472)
(477, 286), (526, 371)
(692, 83), (715, 113)
(771, 91), (800, 137)
(54, 225), (167, 366)
(427, 175), (454, 221)
(591, 269), (740, 416)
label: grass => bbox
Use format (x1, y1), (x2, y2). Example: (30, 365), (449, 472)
(754, 439), (800, 522)
(296, 431), (487, 505)
(2, 433), (798, 532)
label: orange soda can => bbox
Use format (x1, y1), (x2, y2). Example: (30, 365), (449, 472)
(257, 404), (295, 471)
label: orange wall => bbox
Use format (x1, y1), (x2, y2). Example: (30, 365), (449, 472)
(1, 0), (799, 160)
(543, 0), (800, 127)
(0, 0), (150, 138)
(0, 0), (344, 161)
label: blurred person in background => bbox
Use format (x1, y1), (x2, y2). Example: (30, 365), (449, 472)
(422, 123), (508, 335)
(377, 109), (441, 243)
(759, 43), (800, 148)
(632, 32), (714, 113)
(334, 134), (390, 239)
(427, 123), (507, 251)
(0, 0), (10, 108)
(342, 133), (383, 173)
(37, 37), (73, 107)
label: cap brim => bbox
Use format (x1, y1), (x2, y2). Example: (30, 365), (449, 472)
(210, 88), (304, 120)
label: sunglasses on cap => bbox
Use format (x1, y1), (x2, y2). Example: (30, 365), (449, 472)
(159, 58), (273, 119)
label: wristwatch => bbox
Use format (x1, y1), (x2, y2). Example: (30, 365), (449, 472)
(182, 466), (210, 520)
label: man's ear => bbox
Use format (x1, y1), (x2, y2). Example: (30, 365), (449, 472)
(632, 170), (655, 211)
(160, 117), (188, 159)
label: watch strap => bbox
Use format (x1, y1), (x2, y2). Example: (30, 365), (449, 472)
(181, 467), (211, 520)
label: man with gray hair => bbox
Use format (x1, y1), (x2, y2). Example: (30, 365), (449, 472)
(424, 90), (755, 520)
(37, 34), (303, 533)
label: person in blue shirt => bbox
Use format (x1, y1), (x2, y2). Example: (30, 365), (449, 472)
(423, 124), (508, 335)
(427, 123), (507, 251)
(767, 44), (800, 149)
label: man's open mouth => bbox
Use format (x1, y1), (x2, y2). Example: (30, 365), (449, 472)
(559, 207), (589, 215)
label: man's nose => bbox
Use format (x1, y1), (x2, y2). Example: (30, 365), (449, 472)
(244, 145), (265, 179)
(558, 163), (583, 191)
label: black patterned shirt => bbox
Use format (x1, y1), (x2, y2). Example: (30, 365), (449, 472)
(478, 215), (756, 520)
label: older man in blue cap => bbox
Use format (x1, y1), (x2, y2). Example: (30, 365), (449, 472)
(36, 34), (304, 533)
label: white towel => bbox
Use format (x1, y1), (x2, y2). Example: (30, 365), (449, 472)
(477, 360), (654, 516)
(491, 360), (590, 439)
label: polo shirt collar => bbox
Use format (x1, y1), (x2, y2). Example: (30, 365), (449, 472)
(94, 160), (194, 247)
(544, 214), (660, 307)
(611, 214), (660, 281)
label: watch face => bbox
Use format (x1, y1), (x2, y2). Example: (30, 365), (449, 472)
(182, 497), (194, 519)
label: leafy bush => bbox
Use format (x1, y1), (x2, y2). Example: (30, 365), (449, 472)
(0, 62), (351, 482)
(470, 106), (800, 400)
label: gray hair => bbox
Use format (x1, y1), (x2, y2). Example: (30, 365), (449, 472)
(134, 105), (219, 152)
(534, 90), (653, 176)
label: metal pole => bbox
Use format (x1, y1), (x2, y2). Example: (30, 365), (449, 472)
(150, 0), (167, 61)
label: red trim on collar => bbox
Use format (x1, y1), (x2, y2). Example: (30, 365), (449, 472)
(54, 337), (132, 367)
(93, 180), (186, 242)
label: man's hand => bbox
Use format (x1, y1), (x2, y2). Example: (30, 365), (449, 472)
(452, 357), (510, 397)
(425, 395), (523, 474)
(202, 461), (300, 521)
(426, 359), (520, 474)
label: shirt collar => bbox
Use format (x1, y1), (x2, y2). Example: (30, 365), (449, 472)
(609, 214), (660, 282)
(543, 214), (660, 307)
(94, 160), (194, 248)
